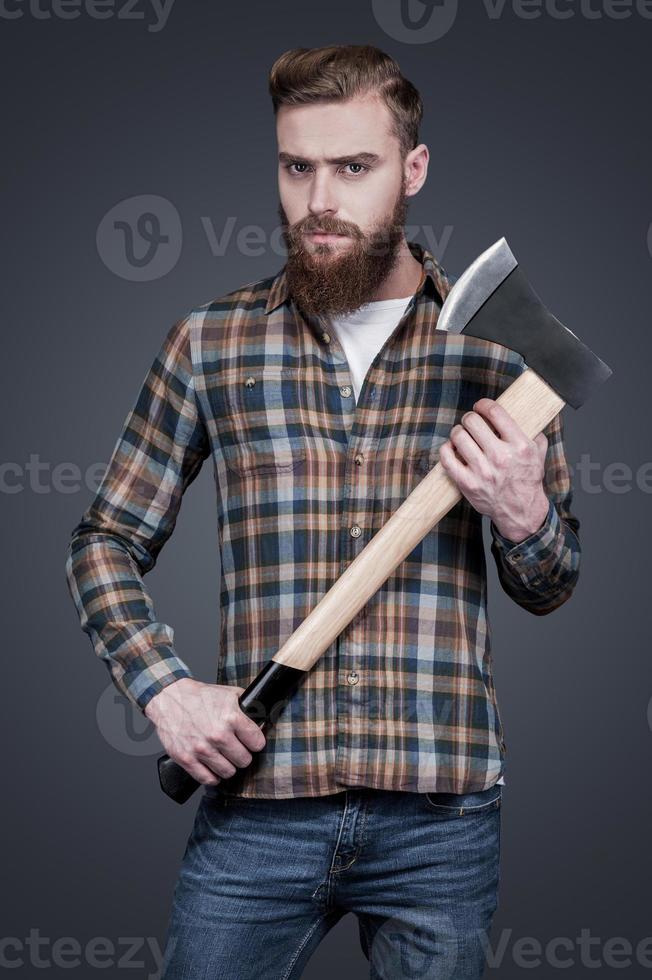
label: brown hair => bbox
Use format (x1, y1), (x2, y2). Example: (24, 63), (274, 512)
(268, 44), (423, 159)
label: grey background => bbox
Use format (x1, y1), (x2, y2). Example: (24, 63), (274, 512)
(1, 0), (650, 976)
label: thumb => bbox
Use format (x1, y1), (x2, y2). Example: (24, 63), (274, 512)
(534, 431), (548, 460)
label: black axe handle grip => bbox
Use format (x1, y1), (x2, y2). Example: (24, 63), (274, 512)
(157, 659), (305, 804)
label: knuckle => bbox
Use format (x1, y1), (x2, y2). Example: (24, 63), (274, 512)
(210, 728), (227, 747)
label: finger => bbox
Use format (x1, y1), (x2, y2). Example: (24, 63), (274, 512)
(232, 707), (268, 752)
(195, 746), (238, 780)
(535, 431), (548, 457)
(449, 424), (487, 470)
(176, 754), (225, 786)
(439, 440), (466, 484)
(472, 399), (529, 445)
(457, 411), (502, 456)
(209, 732), (255, 770)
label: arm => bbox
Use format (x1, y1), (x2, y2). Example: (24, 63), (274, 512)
(64, 312), (211, 714)
(488, 410), (581, 615)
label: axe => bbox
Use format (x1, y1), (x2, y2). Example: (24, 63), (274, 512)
(157, 238), (612, 804)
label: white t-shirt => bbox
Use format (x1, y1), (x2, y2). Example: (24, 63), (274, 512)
(327, 295), (506, 788)
(327, 295), (415, 402)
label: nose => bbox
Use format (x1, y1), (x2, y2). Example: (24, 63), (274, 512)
(307, 169), (338, 218)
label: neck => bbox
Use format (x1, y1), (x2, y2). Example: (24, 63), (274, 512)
(366, 238), (423, 302)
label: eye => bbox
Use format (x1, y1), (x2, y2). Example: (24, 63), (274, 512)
(283, 161), (370, 177)
(284, 162), (311, 176)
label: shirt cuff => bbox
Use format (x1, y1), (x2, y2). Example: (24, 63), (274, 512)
(126, 651), (195, 715)
(490, 498), (561, 585)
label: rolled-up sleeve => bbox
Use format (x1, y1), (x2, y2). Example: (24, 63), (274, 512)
(65, 312), (210, 713)
(489, 410), (581, 615)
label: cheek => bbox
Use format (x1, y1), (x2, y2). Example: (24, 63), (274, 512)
(355, 179), (399, 228)
(279, 180), (305, 217)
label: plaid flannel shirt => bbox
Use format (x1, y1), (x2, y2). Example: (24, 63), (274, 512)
(65, 241), (581, 798)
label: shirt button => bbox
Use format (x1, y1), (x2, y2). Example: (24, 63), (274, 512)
(340, 385), (352, 398)
(245, 376), (256, 389)
(350, 524), (362, 538)
(321, 331), (331, 344)
(354, 453), (364, 465)
(346, 671), (359, 686)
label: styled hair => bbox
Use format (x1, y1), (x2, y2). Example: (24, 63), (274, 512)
(268, 44), (423, 159)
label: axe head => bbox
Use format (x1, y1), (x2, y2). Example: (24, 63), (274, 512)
(436, 239), (612, 409)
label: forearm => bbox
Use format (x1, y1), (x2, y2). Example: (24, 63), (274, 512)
(65, 313), (208, 712)
(65, 524), (194, 714)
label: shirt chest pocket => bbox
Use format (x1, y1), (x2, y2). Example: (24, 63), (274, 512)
(217, 367), (307, 476)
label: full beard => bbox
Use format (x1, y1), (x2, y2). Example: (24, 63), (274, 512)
(278, 176), (410, 320)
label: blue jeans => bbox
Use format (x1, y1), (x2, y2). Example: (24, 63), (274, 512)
(160, 783), (502, 979)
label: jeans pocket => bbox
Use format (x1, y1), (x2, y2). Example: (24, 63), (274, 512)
(423, 784), (502, 816)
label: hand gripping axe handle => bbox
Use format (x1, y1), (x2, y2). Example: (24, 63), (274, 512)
(158, 238), (612, 803)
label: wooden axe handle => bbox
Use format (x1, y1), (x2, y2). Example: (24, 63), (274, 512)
(158, 368), (565, 802)
(273, 368), (565, 669)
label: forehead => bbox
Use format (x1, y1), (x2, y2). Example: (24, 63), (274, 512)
(276, 95), (395, 157)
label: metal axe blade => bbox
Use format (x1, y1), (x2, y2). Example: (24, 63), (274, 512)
(437, 238), (612, 409)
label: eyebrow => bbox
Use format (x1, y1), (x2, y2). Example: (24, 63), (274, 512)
(278, 151), (381, 166)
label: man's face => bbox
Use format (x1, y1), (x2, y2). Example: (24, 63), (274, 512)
(276, 95), (412, 319)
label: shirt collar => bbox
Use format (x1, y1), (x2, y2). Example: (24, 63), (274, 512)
(264, 240), (450, 315)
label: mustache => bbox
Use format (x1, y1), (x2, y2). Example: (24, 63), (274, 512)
(294, 218), (363, 238)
